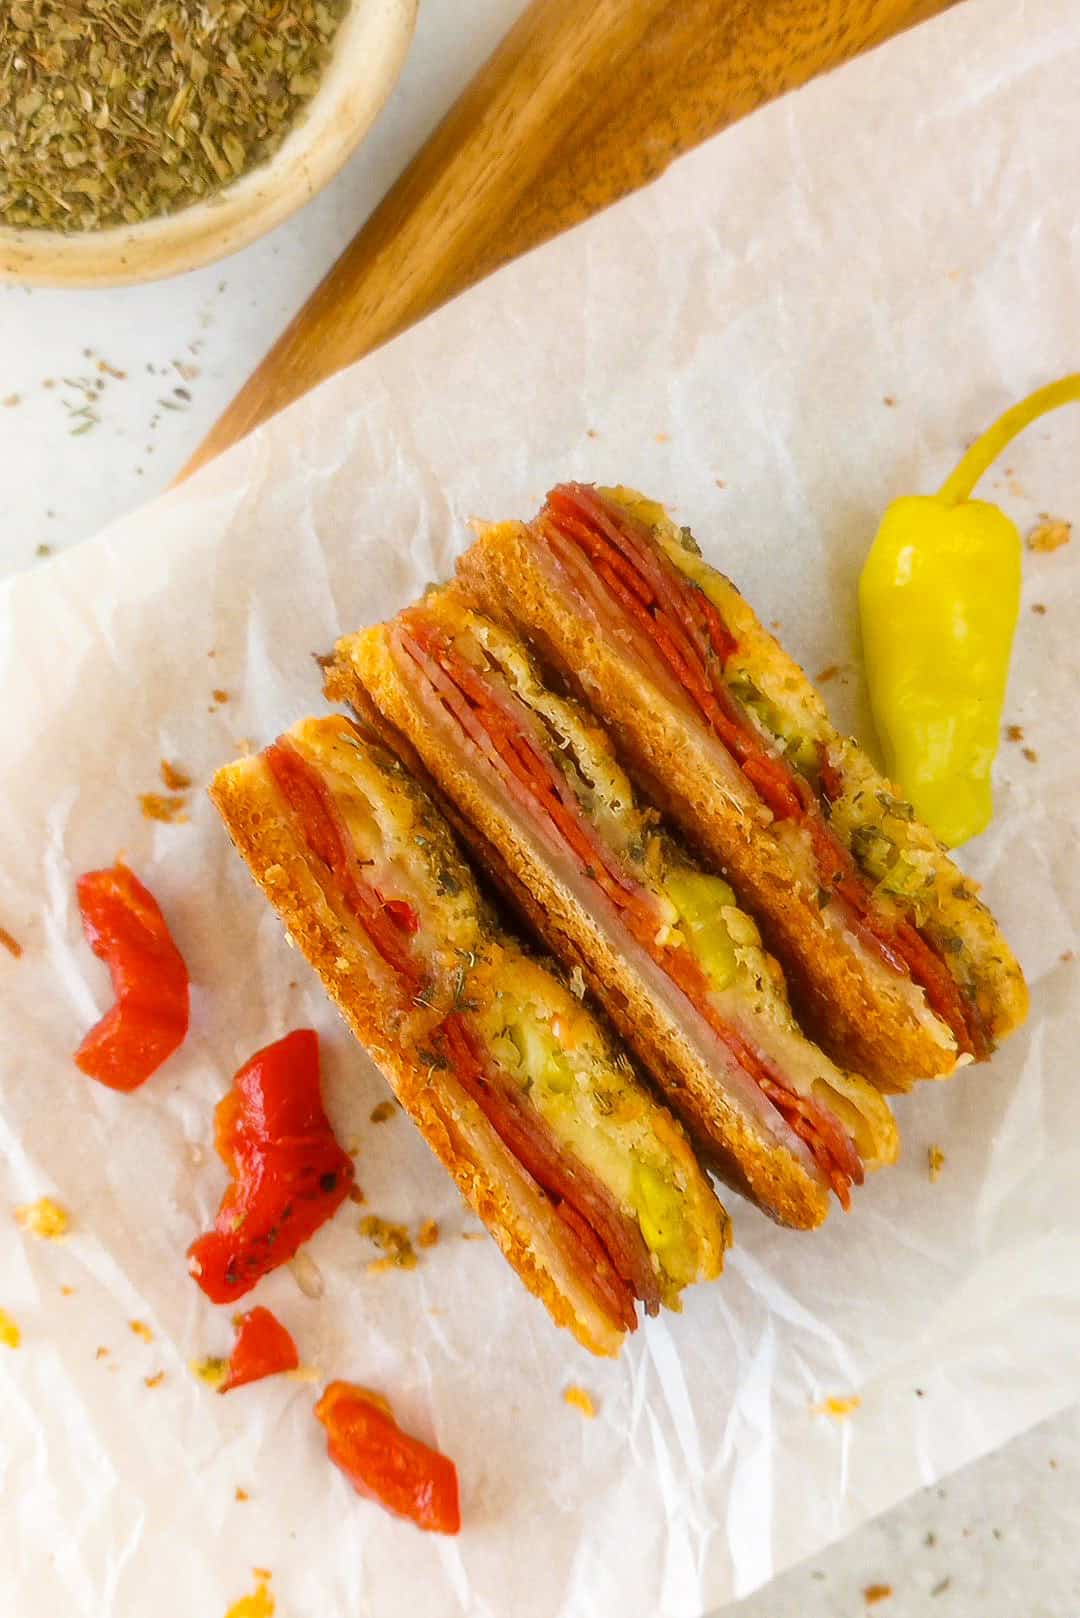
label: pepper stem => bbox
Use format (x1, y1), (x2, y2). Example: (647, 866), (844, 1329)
(937, 373), (1080, 506)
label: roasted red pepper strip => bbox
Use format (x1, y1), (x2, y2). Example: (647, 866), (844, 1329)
(74, 863), (190, 1091)
(219, 1305), (299, 1393)
(379, 897), (421, 935)
(315, 1380), (461, 1535)
(187, 1029), (353, 1303)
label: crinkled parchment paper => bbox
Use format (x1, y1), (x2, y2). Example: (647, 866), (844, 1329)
(2, 0), (1079, 1612)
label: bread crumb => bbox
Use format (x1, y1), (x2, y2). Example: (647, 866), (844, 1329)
(212, 688), (230, 704)
(224, 1570), (274, 1618)
(129, 1319), (153, 1342)
(144, 1370), (165, 1388)
(191, 1356), (227, 1389)
(461, 1229), (487, 1241)
(815, 664), (848, 684)
(253, 1567), (272, 1582)
(15, 1197), (69, 1239)
(1027, 517), (1071, 553)
(0, 1308), (20, 1349)
(347, 1185), (366, 1205)
(1021, 746), (1038, 763)
(864, 1585), (893, 1605)
(1031, 602), (1047, 614)
(1004, 724), (1024, 742)
(928, 1146), (946, 1182)
(139, 793), (188, 824)
(883, 395), (897, 407)
(369, 1100), (397, 1124)
(655, 432), (670, 444)
(563, 1384), (597, 1418)
(60, 1285), (75, 1296)
(160, 759), (192, 791)
(418, 1219), (440, 1249)
(360, 1216), (417, 1269)
(235, 1487), (250, 1502)
(0, 925), (22, 958)
(1061, 950), (1075, 963)
(586, 428), (599, 439)
(95, 1345), (109, 1360)
(811, 1395), (861, 1419)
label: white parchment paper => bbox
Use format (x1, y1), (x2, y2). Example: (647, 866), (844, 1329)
(2, 0), (1080, 1612)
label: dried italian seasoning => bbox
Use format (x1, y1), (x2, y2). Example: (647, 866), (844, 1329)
(0, 0), (349, 233)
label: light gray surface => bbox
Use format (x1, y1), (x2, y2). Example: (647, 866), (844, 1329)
(719, 1408), (1078, 1617)
(0, 0), (1075, 1610)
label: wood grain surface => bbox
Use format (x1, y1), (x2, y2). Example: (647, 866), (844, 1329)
(181, 0), (959, 478)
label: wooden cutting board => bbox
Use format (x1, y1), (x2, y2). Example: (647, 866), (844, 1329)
(180, 0), (957, 478)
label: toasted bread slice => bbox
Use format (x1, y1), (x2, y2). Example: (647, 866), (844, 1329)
(453, 489), (1025, 1088)
(211, 718), (728, 1355)
(329, 606), (898, 1231)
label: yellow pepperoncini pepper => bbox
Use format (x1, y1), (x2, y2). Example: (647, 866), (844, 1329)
(859, 374), (1080, 848)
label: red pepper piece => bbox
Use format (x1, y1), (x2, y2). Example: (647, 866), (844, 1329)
(219, 1305), (299, 1393)
(315, 1381), (461, 1535)
(379, 898), (421, 935)
(74, 863), (190, 1091)
(187, 1030), (353, 1303)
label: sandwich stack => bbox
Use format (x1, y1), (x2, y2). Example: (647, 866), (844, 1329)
(211, 483), (1027, 1355)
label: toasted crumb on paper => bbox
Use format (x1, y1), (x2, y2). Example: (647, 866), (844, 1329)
(139, 793), (188, 824)
(1027, 517), (1071, 552)
(811, 1395), (861, 1419)
(160, 760), (192, 790)
(191, 1356), (228, 1389)
(15, 1197), (69, 1238)
(563, 1385), (597, 1418)
(361, 1216), (417, 1271)
(224, 1569), (274, 1618)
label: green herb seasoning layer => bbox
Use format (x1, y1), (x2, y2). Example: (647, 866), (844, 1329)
(0, 0), (348, 232)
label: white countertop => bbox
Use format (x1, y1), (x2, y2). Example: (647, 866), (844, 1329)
(1, 0), (1074, 1609)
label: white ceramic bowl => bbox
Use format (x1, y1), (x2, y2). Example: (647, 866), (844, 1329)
(0, 0), (418, 288)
